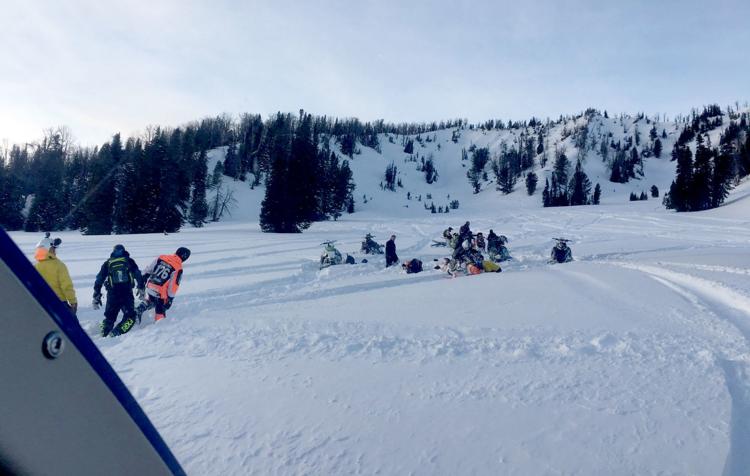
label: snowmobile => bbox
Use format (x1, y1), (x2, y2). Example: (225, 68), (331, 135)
(487, 235), (511, 262)
(549, 238), (573, 264)
(320, 241), (343, 269)
(360, 234), (384, 254)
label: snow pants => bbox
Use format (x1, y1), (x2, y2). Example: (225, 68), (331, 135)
(103, 288), (136, 327)
(137, 294), (169, 322)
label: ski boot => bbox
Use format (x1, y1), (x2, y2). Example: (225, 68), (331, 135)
(100, 320), (114, 337)
(110, 317), (136, 337)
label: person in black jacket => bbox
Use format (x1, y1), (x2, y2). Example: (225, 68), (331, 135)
(458, 221), (472, 246)
(385, 235), (399, 267)
(93, 244), (145, 337)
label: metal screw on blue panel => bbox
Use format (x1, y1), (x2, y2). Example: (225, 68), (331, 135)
(42, 331), (65, 359)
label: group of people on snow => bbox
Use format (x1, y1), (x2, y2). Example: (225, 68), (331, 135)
(33, 225), (571, 338)
(32, 234), (190, 337)
(437, 222), (504, 276)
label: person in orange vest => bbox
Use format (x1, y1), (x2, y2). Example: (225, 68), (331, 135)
(121, 247), (190, 334)
(34, 233), (78, 315)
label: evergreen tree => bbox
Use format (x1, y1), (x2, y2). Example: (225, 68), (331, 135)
(690, 135), (712, 211)
(316, 150), (335, 218)
(238, 114), (263, 179)
(114, 139), (145, 234)
(384, 163), (398, 191)
(174, 128), (195, 206)
(25, 132), (68, 231)
(82, 136), (120, 234)
(630, 147), (642, 178)
(599, 139), (609, 161)
(542, 178), (551, 207)
(286, 113), (320, 230)
(568, 159), (592, 205)
(592, 183), (601, 204)
(403, 139), (414, 154)
(552, 152), (570, 192)
(665, 145), (693, 211)
(260, 117), (291, 232)
(332, 159), (355, 220)
(467, 147), (489, 193)
(639, 191), (648, 200)
(609, 150), (628, 183)
(653, 138), (662, 158)
(223, 139), (240, 179)
(650, 185), (659, 198)
(339, 133), (356, 157)
(0, 161), (25, 229)
(139, 129), (183, 233)
(525, 171), (538, 195)
(497, 163), (516, 194)
(711, 147), (733, 208)
(189, 149), (209, 226)
(423, 156), (438, 184)
(740, 134), (750, 178)
(211, 161), (224, 188)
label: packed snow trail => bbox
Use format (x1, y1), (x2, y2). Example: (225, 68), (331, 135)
(600, 261), (750, 476)
(10, 194), (750, 475)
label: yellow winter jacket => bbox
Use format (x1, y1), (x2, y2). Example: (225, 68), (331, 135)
(34, 254), (77, 304)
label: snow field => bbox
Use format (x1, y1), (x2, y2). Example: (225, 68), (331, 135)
(9, 187), (750, 474)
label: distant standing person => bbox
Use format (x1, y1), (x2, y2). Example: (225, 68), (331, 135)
(385, 235), (399, 267)
(93, 244), (145, 337)
(459, 221), (472, 245)
(34, 233), (77, 315)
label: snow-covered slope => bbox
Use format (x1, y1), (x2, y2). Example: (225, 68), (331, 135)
(215, 109), (749, 224)
(8, 174), (750, 474)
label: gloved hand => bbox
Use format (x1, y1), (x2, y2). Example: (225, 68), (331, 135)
(165, 297), (173, 310)
(136, 287), (145, 300)
(92, 293), (102, 310)
(69, 302), (78, 316)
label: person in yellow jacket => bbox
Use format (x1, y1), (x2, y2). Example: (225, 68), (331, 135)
(34, 233), (78, 315)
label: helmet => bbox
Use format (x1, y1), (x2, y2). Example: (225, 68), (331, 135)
(36, 233), (60, 249)
(113, 244), (125, 253)
(175, 247), (191, 262)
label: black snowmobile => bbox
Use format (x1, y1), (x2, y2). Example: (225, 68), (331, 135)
(487, 234), (511, 262)
(549, 238), (573, 264)
(360, 234), (384, 254)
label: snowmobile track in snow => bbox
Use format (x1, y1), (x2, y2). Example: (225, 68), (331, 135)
(602, 261), (750, 476)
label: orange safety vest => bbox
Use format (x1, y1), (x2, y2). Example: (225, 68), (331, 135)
(146, 254), (183, 301)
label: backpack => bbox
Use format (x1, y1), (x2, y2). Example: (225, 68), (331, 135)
(107, 257), (132, 287)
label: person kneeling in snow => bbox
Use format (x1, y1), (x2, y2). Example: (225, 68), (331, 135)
(93, 244), (145, 337)
(402, 259), (423, 274)
(132, 247), (191, 329)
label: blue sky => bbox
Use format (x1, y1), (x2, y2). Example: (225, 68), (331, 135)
(1, 0), (748, 146)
